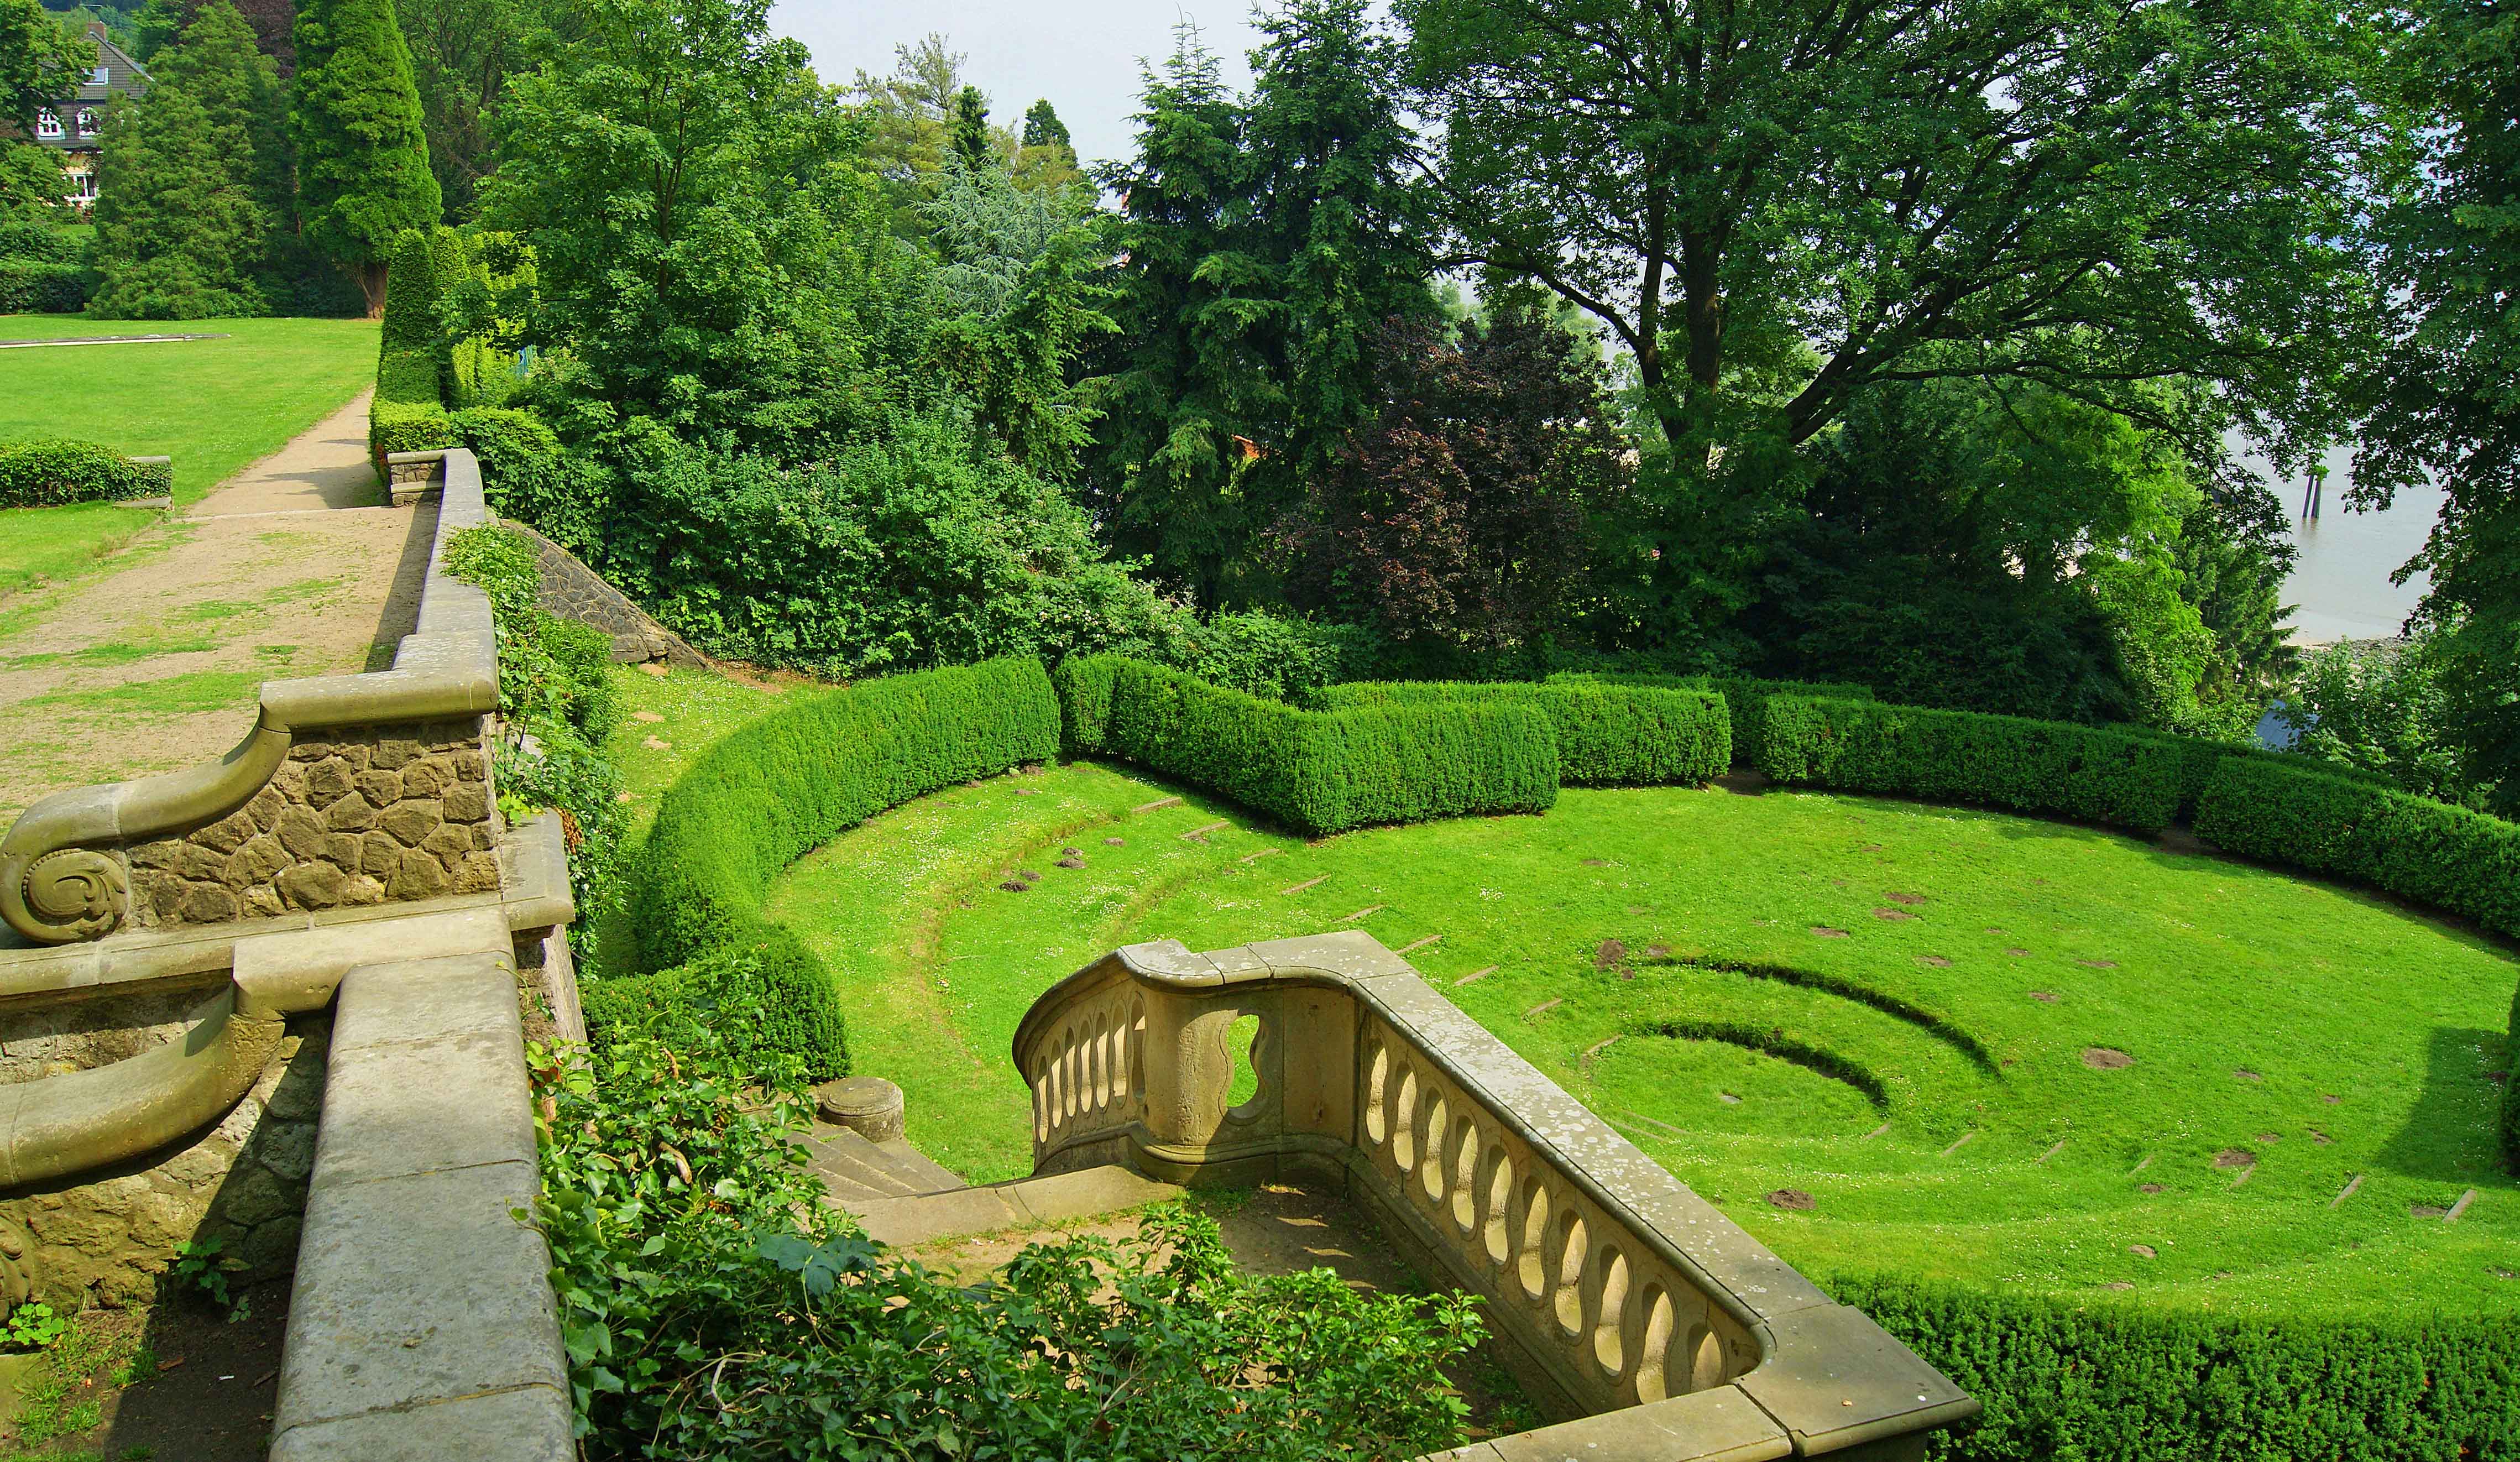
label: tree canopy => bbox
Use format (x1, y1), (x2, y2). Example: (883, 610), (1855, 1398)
(292, 0), (440, 310)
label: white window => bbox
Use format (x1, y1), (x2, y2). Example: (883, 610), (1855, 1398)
(90, 66), (109, 85)
(69, 173), (98, 203)
(75, 108), (97, 137)
(35, 108), (61, 140)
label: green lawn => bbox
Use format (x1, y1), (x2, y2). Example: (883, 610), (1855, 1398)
(0, 315), (380, 596)
(745, 757), (2518, 1322)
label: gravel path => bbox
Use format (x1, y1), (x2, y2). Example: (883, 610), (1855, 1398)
(0, 391), (434, 827)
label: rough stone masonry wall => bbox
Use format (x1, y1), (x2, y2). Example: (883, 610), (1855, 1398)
(505, 520), (705, 667)
(123, 717), (499, 930)
(0, 1012), (328, 1312)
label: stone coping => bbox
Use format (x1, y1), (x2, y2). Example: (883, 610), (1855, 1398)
(0, 451), (498, 947)
(269, 948), (571, 1461)
(0, 813), (572, 1008)
(1015, 932), (1980, 1459)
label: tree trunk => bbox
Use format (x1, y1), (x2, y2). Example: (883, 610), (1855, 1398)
(360, 259), (389, 318)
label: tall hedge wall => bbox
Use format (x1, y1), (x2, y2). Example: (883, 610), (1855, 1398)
(1835, 1275), (2520, 1461)
(607, 657), (1063, 1077)
(1054, 656), (1558, 834)
(1547, 672), (1874, 767)
(1761, 696), (2187, 834)
(1312, 680), (1729, 787)
(368, 227), (458, 463)
(2193, 756), (2520, 941)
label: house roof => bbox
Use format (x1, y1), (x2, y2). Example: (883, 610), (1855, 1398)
(71, 23), (152, 105)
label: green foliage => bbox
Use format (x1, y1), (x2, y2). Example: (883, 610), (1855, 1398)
(532, 1019), (1482, 1460)
(2505, 976), (2519, 1172)
(2193, 756), (2520, 942)
(1315, 679), (1728, 787)
(1836, 1274), (2520, 1462)
(449, 404), (559, 507)
(622, 658), (1060, 1076)
(441, 524), (625, 918)
(579, 939), (843, 1089)
(1, 1301), (66, 1352)
(168, 1234), (248, 1320)
(0, 257), (93, 311)
(1057, 655), (1558, 834)
(1550, 672), (1873, 769)
(0, 439), (165, 508)
(88, 0), (293, 320)
(370, 226), (457, 457)
(1162, 609), (1379, 704)
(1760, 696), (2187, 834)
(1090, 7), (1433, 610)
(291, 0), (441, 301)
(2355, 0), (2520, 823)
(0, 0), (91, 222)
(2280, 635), (2488, 808)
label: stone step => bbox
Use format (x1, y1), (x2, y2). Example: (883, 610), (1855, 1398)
(843, 1164), (1184, 1247)
(803, 1127), (969, 1202)
(801, 1129), (924, 1200)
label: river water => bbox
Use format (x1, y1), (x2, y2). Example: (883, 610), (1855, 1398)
(2253, 443), (2442, 645)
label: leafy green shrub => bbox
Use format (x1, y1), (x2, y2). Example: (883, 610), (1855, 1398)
(1164, 609), (1382, 703)
(0, 259), (93, 312)
(2120, 725), (2395, 822)
(579, 941), (844, 1094)
(1058, 656), (1559, 834)
(1836, 1274), (2520, 1461)
(2503, 979), (2519, 1172)
(370, 228), (454, 462)
(532, 1018), (1483, 1460)
(1550, 672), (1873, 768)
(1315, 680), (1729, 786)
(449, 405), (561, 510)
(0, 440), (168, 508)
(1760, 696), (2186, 834)
(2193, 756), (2520, 941)
(441, 525), (625, 920)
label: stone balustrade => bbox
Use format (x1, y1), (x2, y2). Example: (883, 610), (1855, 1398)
(1014, 932), (1978, 1459)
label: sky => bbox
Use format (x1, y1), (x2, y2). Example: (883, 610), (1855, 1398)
(773, 0), (1268, 171)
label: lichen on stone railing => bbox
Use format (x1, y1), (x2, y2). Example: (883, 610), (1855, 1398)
(0, 452), (499, 947)
(1014, 932), (1978, 1458)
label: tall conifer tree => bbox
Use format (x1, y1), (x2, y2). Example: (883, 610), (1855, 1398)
(91, 0), (291, 316)
(292, 0), (438, 313)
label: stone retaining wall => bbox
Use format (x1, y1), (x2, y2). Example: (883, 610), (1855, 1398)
(124, 717), (499, 929)
(0, 1012), (327, 1312)
(504, 519), (705, 667)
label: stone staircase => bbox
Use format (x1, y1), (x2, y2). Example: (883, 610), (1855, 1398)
(803, 1076), (1181, 1247)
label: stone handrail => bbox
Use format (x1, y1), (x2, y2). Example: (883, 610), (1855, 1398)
(1, 451), (498, 946)
(1012, 932), (1978, 1458)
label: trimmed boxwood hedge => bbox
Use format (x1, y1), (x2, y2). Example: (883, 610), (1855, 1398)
(609, 657), (1063, 1077)
(1549, 672), (1874, 768)
(2193, 756), (2520, 942)
(0, 440), (171, 508)
(369, 229), (457, 463)
(1835, 1274), (2520, 1461)
(1055, 656), (1558, 834)
(0, 259), (93, 314)
(1760, 696), (2187, 834)
(1313, 680), (1729, 787)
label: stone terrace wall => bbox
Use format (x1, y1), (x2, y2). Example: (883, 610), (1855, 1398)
(505, 520), (704, 667)
(0, 1012), (327, 1312)
(124, 717), (499, 928)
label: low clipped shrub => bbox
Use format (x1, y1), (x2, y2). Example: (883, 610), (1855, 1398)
(578, 941), (844, 1093)
(621, 659), (1063, 1077)
(1315, 680), (1729, 786)
(1836, 1274), (2520, 1461)
(2504, 981), (2519, 1172)
(368, 397), (456, 460)
(2193, 756), (2520, 941)
(2119, 726), (2396, 822)
(0, 259), (93, 313)
(1056, 656), (1558, 834)
(1760, 696), (2186, 834)
(1550, 672), (1874, 768)
(0, 440), (168, 508)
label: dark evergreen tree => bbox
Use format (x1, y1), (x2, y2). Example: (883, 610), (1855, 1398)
(292, 0), (438, 312)
(91, 0), (291, 316)
(1241, 0), (1432, 486)
(1090, 5), (1432, 610)
(1019, 97), (1068, 152)
(948, 82), (991, 172)
(1088, 24), (1274, 610)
